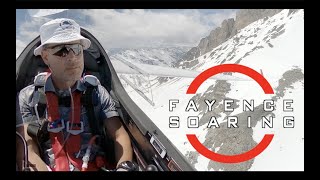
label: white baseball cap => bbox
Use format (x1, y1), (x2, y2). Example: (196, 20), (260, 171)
(34, 18), (91, 56)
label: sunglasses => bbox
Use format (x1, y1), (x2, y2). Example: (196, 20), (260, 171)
(47, 44), (83, 57)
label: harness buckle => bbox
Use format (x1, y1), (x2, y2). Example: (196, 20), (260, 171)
(66, 121), (84, 135)
(47, 119), (65, 133)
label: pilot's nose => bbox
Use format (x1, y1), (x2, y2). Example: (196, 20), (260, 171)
(66, 50), (79, 61)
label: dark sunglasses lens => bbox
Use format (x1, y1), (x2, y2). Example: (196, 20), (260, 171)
(69, 44), (82, 56)
(52, 44), (82, 57)
(53, 47), (69, 57)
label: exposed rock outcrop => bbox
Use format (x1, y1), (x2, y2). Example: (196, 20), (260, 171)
(177, 9), (284, 69)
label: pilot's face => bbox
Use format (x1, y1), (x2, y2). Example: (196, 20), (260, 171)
(41, 40), (84, 83)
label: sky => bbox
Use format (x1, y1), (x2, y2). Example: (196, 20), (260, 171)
(120, 9), (304, 171)
(16, 9), (237, 57)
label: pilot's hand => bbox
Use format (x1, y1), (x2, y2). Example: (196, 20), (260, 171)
(116, 167), (129, 171)
(116, 161), (138, 171)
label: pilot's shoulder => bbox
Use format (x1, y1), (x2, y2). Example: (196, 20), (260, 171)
(82, 74), (101, 87)
(82, 75), (110, 96)
(19, 84), (35, 93)
(34, 72), (49, 87)
(19, 72), (49, 98)
(18, 84), (35, 102)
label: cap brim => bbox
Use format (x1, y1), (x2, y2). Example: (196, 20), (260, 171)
(34, 33), (91, 56)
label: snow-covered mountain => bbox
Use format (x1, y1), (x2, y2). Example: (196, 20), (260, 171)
(177, 9), (284, 69)
(109, 46), (190, 67)
(118, 9), (304, 171)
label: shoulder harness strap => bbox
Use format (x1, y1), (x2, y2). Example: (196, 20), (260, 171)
(32, 72), (50, 120)
(82, 75), (116, 168)
(82, 75), (100, 136)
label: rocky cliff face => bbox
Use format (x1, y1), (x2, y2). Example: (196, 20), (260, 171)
(235, 9), (283, 30)
(177, 9), (284, 69)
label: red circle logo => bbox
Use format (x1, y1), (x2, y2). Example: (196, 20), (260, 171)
(186, 64), (274, 163)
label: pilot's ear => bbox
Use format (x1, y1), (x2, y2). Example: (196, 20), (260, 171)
(40, 50), (49, 65)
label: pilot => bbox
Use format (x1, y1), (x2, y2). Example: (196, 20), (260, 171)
(17, 18), (134, 171)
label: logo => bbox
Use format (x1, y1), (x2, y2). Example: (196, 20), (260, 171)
(60, 20), (74, 30)
(169, 64), (295, 163)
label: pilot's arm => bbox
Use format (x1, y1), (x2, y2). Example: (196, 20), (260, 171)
(98, 85), (133, 168)
(18, 89), (48, 171)
(104, 116), (133, 167)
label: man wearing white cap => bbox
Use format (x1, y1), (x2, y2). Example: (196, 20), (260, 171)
(18, 18), (133, 171)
